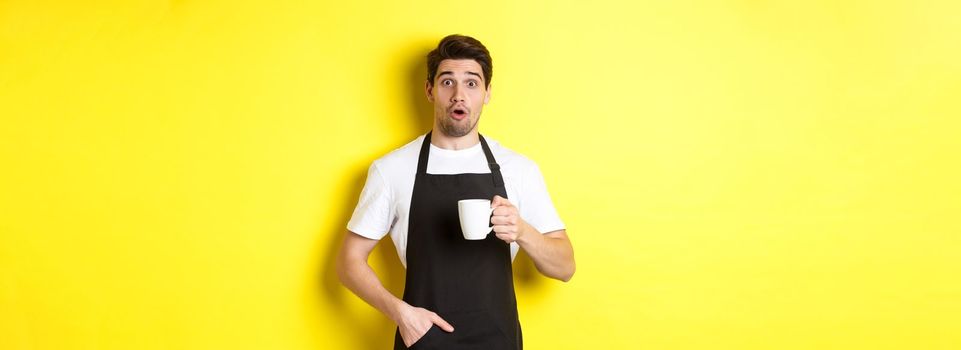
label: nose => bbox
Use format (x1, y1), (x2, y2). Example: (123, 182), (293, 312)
(450, 85), (465, 103)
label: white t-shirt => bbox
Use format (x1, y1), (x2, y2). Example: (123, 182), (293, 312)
(347, 134), (565, 268)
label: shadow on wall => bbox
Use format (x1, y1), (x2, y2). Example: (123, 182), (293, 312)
(314, 41), (436, 350)
(406, 39), (435, 134)
(316, 38), (546, 350)
(317, 165), (406, 350)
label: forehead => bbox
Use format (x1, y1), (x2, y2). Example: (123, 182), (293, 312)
(436, 59), (483, 78)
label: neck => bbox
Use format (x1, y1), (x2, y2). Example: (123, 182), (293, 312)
(430, 125), (480, 150)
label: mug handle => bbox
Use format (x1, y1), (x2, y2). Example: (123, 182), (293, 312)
(486, 206), (495, 233)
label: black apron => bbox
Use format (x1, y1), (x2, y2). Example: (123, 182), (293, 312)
(394, 131), (522, 349)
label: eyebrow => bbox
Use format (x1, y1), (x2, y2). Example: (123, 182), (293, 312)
(437, 71), (484, 81)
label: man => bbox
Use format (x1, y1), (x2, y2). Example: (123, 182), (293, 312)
(336, 34), (575, 350)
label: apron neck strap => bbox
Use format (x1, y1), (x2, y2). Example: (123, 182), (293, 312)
(416, 131), (432, 175)
(478, 134), (504, 187)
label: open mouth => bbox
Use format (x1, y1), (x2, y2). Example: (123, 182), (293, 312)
(450, 107), (468, 120)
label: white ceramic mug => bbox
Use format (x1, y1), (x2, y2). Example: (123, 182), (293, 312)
(457, 199), (494, 240)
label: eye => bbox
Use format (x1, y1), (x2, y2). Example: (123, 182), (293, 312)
(467, 81), (477, 87)
(443, 79), (453, 86)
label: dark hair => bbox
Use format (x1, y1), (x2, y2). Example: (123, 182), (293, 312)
(427, 34), (492, 88)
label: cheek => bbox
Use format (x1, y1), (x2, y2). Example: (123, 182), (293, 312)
(472, 92), (487, 108)
(433, 92), (449, 105)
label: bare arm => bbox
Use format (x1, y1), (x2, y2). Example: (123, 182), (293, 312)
(490, 196), (576, 282)
(335, 231), (404, 320)
(335, 230), (454, 347)
(515, 229), (575, 282)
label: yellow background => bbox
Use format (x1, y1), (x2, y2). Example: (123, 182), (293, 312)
(2, 0), (960, 349)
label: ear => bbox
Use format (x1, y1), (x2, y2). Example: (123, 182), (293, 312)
(425, 80), (434, 103)
(484, 84), (492, 105)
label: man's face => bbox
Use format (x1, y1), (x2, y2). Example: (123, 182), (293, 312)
(426, 59), (490, 138)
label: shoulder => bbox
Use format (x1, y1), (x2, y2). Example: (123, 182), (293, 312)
(371, 134), (424, 175)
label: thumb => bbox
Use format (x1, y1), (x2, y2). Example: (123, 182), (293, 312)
(491, 195), (507, 207)
(432, 314), (454, 333)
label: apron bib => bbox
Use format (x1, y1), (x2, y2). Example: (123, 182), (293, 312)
(394, 131), (522, 350)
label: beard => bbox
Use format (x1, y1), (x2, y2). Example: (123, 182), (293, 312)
(437, 113), (479, 138)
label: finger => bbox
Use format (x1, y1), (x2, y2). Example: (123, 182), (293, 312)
(492, 206), (516, 217)
(492, 225), (516, 234)
(491, 195), (509, 207)
(431, 314), (454, 332)
(491, 215), (514, 225)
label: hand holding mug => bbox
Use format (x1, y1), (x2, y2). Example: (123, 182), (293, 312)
(490, 195), (530, 244)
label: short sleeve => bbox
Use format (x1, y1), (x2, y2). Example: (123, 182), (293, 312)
(518, 162), (565, 234)
(346, 163), (394, 240)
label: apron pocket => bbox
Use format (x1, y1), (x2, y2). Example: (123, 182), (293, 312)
(440, 309), (512, 349)
(409, 325), (442, 349)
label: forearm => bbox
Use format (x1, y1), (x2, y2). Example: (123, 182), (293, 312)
(336, 254), (406, 323)
(515, 226), (575, 282)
